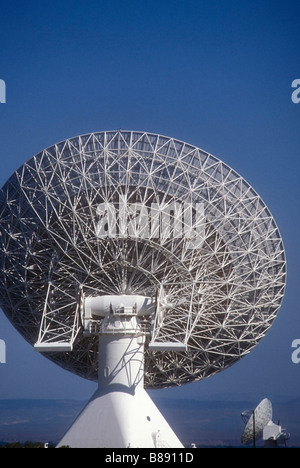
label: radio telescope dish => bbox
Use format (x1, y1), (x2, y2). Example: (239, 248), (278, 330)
(241, 398), (273, 446)
(0, 131), (286, 447)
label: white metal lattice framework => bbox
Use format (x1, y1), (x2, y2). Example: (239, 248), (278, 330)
(0, 131), (286, 388)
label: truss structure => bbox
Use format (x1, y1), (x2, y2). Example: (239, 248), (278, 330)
(0, 131), (286, 388)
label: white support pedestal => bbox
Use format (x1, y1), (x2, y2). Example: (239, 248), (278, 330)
(57, 297), (183, 448)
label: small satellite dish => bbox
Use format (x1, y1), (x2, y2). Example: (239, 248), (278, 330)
(241, 398), (272, 447)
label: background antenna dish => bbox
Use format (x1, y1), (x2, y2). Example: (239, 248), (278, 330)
(0, 130), (286, 447)
(241, 398), (273, 446)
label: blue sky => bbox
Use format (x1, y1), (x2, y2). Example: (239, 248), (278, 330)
(0, 0), (299, 408)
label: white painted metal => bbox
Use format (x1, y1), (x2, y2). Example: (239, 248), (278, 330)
(57, 388), (183, 448)
(0, 130), (286, 388)
(57, 296), (183, 448)
(84, 294), (155, 318)
(263, 421), (282, 442)
(148, 342), (187, 351)
(0, 130), (287, 447)
(34, 342), (73, 352)
(263, 420), (290, 447)
(241, 398), (273, 445)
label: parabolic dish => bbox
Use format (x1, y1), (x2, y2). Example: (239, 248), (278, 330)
(241, 398), (273, 445)
(0, 131), (286, 388)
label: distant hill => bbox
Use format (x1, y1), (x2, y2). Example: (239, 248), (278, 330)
(0, 399), (84, 445)
(0, 397), (299, 447)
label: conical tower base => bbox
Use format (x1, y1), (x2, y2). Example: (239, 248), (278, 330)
(57, 387), (183, 448)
